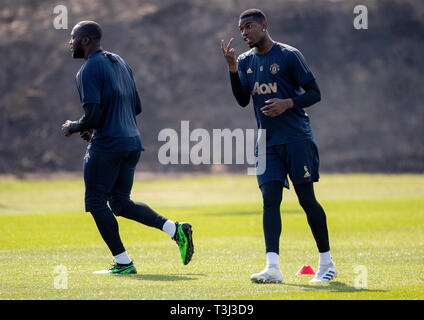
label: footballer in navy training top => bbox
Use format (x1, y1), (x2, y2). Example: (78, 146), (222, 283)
(61, 21), (194, 274)
(221, 8), (337, 284)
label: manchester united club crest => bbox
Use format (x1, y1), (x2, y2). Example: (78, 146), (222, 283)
(270, 63), (280, 75)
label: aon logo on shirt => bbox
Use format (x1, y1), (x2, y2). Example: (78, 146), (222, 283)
(251, 82), (277, 95)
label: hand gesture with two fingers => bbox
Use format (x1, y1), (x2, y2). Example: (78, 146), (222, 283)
(221, 38), (238, 73)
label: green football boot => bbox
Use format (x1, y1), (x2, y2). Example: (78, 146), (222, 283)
(172, 222), (194, 265)
(93, 262), (137, 274)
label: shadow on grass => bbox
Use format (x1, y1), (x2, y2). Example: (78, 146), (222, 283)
(202, 209), (301, 216)
(119, 273), (207, 281)
(285, 281), (388, 293)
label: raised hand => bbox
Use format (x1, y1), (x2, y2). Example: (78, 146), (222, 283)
(221, 38), (237, 73)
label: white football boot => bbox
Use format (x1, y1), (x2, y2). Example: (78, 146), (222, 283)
(250, 264), (284, 284)
(310, 261), (337, 283)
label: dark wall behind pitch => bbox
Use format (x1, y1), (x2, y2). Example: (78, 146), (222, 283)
(1, 0), (423, 174)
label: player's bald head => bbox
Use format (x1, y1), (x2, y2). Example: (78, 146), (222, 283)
(74, 20), (102, 42)
(70, 21), (103, 59)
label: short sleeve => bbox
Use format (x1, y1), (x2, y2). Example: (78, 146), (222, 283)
(287, 49), (315, 87)
(78, 62), (102, 105)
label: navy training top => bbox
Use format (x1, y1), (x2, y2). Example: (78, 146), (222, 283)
(76, 50), (143, 152)
(237, 42), (317, 146)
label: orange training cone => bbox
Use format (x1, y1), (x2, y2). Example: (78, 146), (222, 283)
(296, 265), (316, 275)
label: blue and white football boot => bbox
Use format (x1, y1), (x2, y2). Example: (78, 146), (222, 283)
(310, 261), (337, 283)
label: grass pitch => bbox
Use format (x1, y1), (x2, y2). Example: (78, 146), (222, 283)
(0, 173), (423, 300)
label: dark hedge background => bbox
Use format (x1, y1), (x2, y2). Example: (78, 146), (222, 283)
(1, 0), (423, 174)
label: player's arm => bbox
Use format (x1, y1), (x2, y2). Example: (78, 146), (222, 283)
(229, 71), (250, 107)
(61, 103), (104, 138)
(62, 61), (103, 138)
(221, 38), (250, 107)
(261, 50), (320, 117)
(67, 103), (104, 133)
(292, 79), (321, 108)
(261, 81), (321, 118)
(289, 49), (321, 108)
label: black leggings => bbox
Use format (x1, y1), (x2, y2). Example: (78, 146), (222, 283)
(90, 202), (167, 256)
(85, 149), (167, 257)
(260, 181), (330, 254)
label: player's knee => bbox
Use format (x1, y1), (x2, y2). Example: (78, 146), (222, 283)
(294, 183), (318, 210)
(297, 193), (318, 211)
(85, 195), (109, 213)
(260, 181), (283, 208)
(109, 198), (131, 216)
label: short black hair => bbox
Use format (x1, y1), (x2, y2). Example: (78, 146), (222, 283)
(76, 21), (102, 41)
(239, 8), (267, 22)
